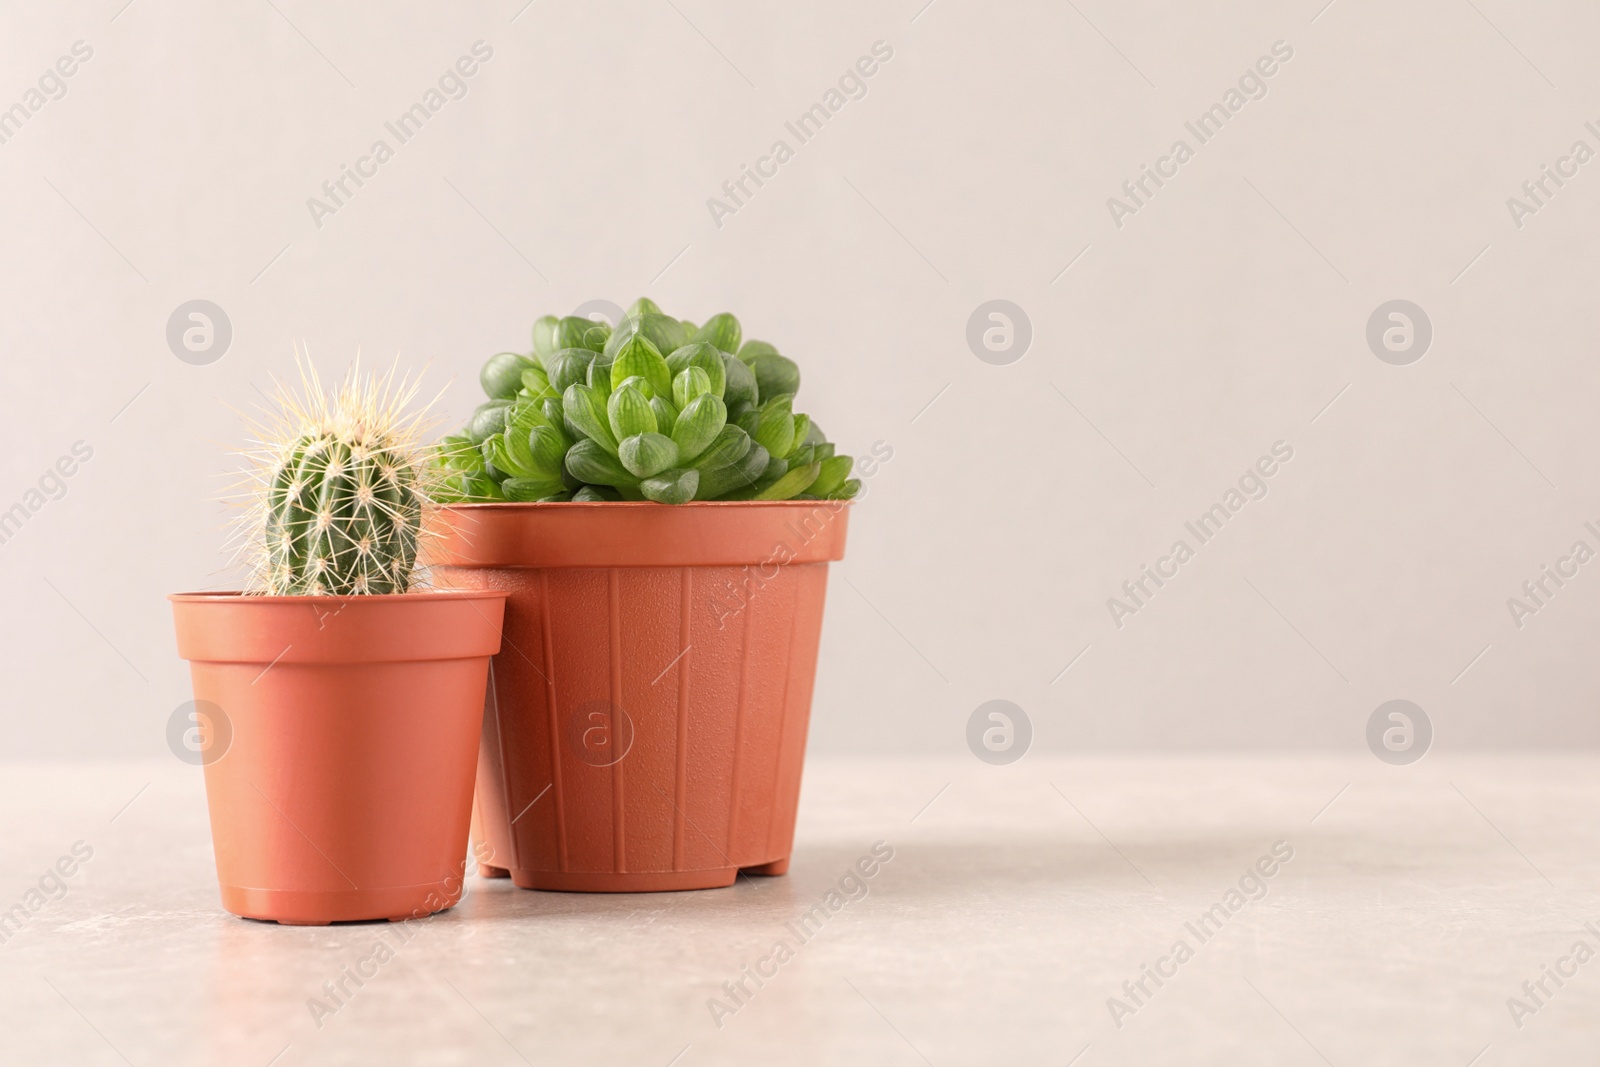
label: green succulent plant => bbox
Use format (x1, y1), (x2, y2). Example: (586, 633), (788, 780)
(436, 302), (860, 505)
(240, 360), (435, 595)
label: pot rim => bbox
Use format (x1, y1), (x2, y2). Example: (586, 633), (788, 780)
(168, 588), (508, 604)
(169, 587), (507, 662)
(427, 497), (851, 568)
(436, 499), (854, 511)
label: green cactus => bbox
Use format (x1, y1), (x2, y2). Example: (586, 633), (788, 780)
(245, 360), (436, 595)
(437, 302), (861, 505)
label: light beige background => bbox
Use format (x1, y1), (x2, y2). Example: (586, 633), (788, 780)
(1, 0), (1596, 758)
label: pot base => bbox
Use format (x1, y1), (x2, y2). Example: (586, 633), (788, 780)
(744, 857), (789, 876)
(504, 858), (790, 893)
(220, 881), (463, 925)
(509, 868), (737, 892)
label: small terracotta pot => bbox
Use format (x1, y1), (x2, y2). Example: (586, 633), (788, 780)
(428, 500), (850, 892)
(169, 590), (507, 924)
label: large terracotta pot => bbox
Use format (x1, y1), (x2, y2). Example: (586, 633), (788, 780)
(169, 590), (507, 924)
(429, 500), (850, 892)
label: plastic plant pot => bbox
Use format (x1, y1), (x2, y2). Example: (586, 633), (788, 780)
(169, 589), (507, 924)
(428, 499), (849, 892)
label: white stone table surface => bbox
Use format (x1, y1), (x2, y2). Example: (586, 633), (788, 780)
(0, 754), (1595, 1065)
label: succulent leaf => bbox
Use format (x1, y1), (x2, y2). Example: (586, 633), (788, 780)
(693, 312), (741, 354)
(614, 373), (656, 401)
(636, 313), (689, 357)
(519, 364), (556, 400)
(503, 476), (566, 501)
(435, 433), (484, 473)
(749, 351), (800, 400)
(464, 473), (505, 500)
(609, 333), (672, 397)
(640, 467), (698, 504)
(755, 461), (821, 501)
(529, 424), (569, 473)
(671, 393), (725, 463)
(562, 383), (618, 453)
(753, 395), (796, 457)
(721, 353), (759, 409)
(695, 441), (768, 499)
(618, 432), (680, 478)
(788, 414), (811, 454)
(809, 455), (854, 497)
(532, 315), (560, 363)
(478, 440), (506, 480)
(650, 395), (680, 430)
(488, 430), (535, 478)
(586, 351), (616, 396)
(688, 425), (752, 471)
(755, 453), (789, 489)
(469, 400), (513, 443)
(666, 342), (727, 398)
(505, 397), (551, 435)
(482, 352), (536, 400)
(608, 383), (657, 439)
(555, 315), (600, 352)
(565, 438), (637, 487)
(736, 339), (778, 365)
(602, 315), (639, 360)
(544, 348), (594, 394)
(672, 366), (713, 409)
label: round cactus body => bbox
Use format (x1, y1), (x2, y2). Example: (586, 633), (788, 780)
(265, 433), (422, 595)
(240, 358), (434, 597)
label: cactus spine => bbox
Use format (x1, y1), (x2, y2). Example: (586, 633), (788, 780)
(241, 357), (433, 596)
